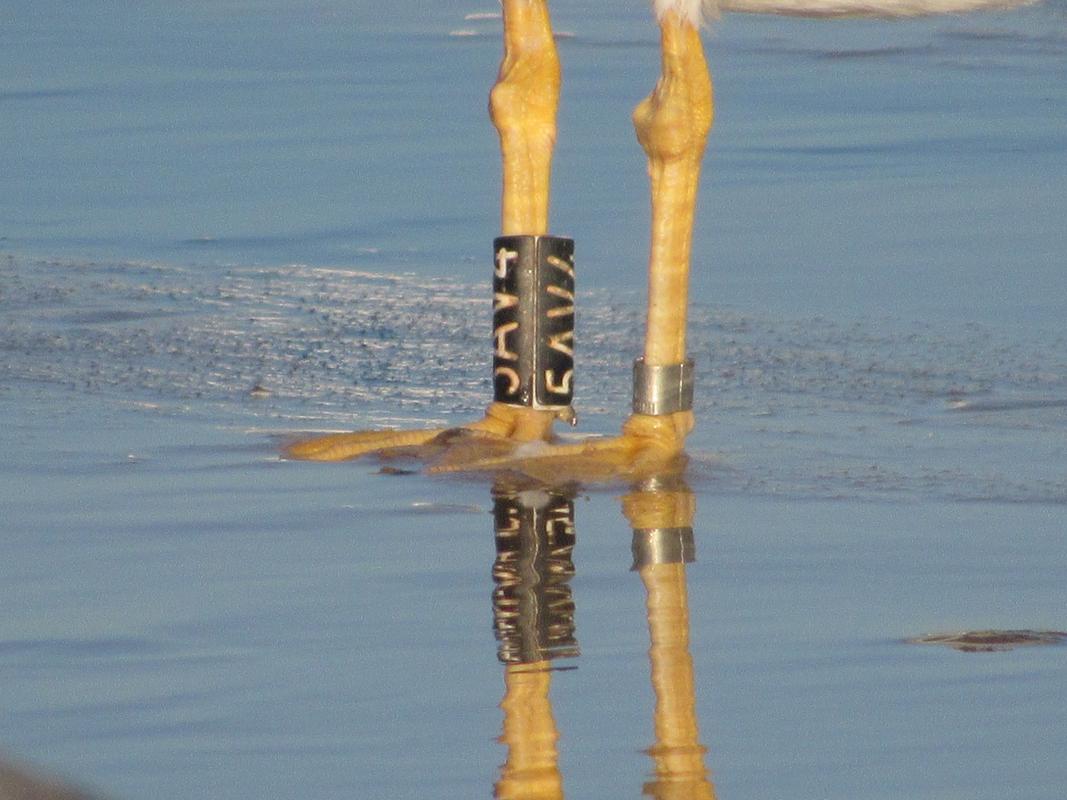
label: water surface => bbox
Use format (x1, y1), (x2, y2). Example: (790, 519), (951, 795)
(3, 1), (1066, 798)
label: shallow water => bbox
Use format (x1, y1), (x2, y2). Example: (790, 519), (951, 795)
(3, 1), (1067, 798)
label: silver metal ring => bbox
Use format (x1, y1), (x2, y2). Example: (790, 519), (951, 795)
(630, 527), (695, 570)
(632, 358), (694, 415)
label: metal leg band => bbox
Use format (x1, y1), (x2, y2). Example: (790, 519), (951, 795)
(493, 235), (576, 412)
(630, 527), (695, 570)
(632, 358), (694, 416)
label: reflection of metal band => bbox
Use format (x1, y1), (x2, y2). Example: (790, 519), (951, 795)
(632, 358), (694, 416)
(492, 488), (579, 665)
(631, 527), (695, 570)
(492, 235), (575, 412)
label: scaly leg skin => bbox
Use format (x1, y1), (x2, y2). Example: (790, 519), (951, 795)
(285, 0), (563, 463)
(430, 11), (712, 482)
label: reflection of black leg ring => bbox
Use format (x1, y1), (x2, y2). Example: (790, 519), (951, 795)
(491, 488), (579, 665)
(492, 235), (575, 411)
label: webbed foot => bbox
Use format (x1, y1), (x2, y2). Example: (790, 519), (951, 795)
(284, 402), (561, 463)
(286, 408), (692, 484)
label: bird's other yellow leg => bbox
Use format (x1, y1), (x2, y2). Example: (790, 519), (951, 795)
(286, 0), (562, 463)
(626, 11), (712, 454)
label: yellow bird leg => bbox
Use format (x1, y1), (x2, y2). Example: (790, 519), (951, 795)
(286, 1), (565, 464)
(634, 12), (712, 368)
(490, 0), (560, 237)
(625, 12), (713, 456)
(467, 401), (561, 441)
(483, 0), (566, 439)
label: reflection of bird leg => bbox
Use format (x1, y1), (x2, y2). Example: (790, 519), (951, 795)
(640, 564), (714, 799)
(491, 486), (574, 800)
(492, 486), (579, 665)
(286, 0), (563, 463)
(496, 663), (565, 800)
(624, 477), (715, 800)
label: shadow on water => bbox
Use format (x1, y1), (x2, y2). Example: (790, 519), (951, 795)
(0, 757), (101, 800)
(490, 474), (715, 799)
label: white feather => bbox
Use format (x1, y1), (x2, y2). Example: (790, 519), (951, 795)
(720, 0), (1036, 17)
(653, 0), (1035, 23)
(652, 0), (715, 24)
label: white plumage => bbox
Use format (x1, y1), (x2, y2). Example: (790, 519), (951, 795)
(655, 0), (1035, 24)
